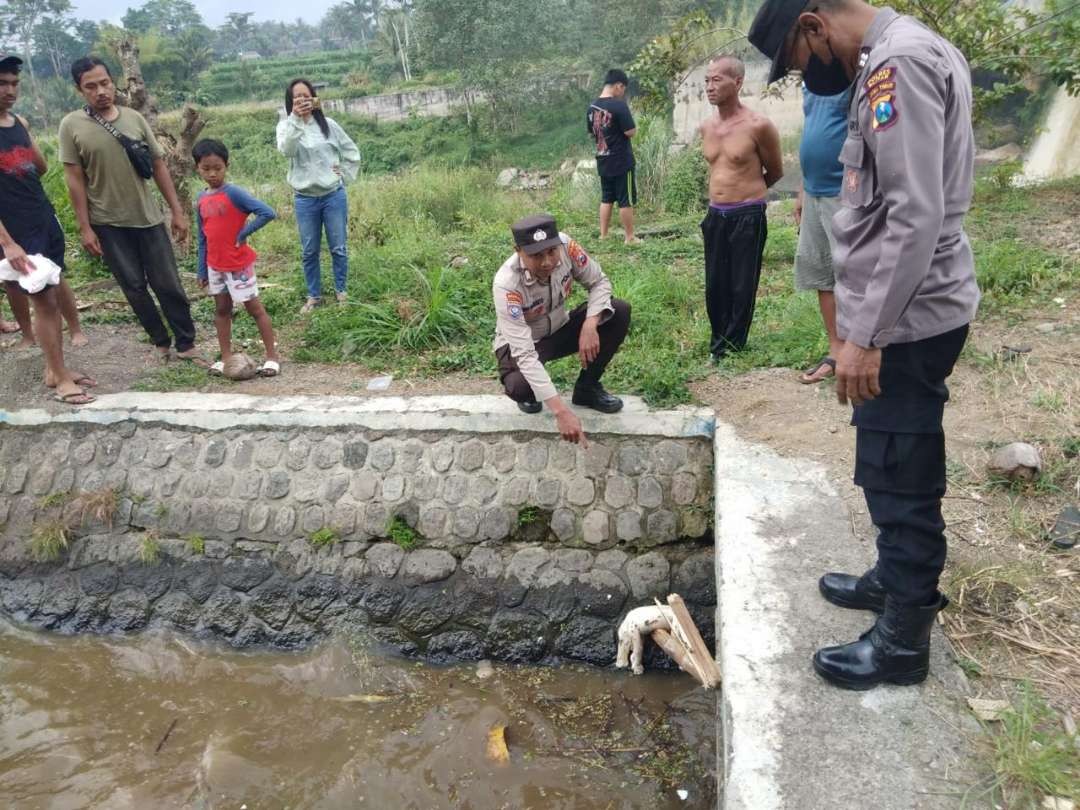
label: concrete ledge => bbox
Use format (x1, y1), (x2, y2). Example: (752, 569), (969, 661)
(0, 393), (716, 439)
(713, 421), (975, 810)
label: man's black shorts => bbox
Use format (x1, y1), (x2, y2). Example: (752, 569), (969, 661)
(599, 170), (637, 207)
(1, 215), (66, 272)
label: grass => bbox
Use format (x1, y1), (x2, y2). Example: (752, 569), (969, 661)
(185, 534), (206, 555)
(309, 527), (340, 548)
(29, 518), (71, 563)
(36, 492), (69, 510)
(388, 516), (417, 550)
(963, 683), (1080, 807)
(75, 487), (119, 529)
(517, 506), (541, 528)
(139, 532), (162, 565)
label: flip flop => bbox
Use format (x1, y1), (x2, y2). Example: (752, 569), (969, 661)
(208, 360), (225, 376)
(52, 390), (96, 406)
(799, 356), (836, 385)
(258, 360), (281, 377)
(72, 374), (98, 388)
(0, 320), (20, 334)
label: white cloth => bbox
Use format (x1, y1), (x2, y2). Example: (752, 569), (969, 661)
(0, 253), (62, 294)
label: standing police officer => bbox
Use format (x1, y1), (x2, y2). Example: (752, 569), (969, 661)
(749, 0), (980, 690)
(493, 214), (631, 446)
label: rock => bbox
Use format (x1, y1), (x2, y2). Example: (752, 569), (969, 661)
(248, 577), (294, 630)
(397, 585), (455, 634)
(220, 556), (274, 592)
(363, 579), (404, 622)
(988, 442), (1042, 481)
(1050, 505), (1079, 550)
(428, 630), (485, 663)
(402, 550), (457, 584)
(294, 574), (340, 621)
(485, 610), (548, 663)
(366, 543), (405, 578)
(173, 562), (218, 603)
(673, 551), (716, 604)
(1036, 322), (1060, 334)
(153, 591), (201, 631)
(199, 588), (245, 636)
(223, 353), (258, 381)
(108, 589), (150, 632)
(450, 255), (469, 268)
(554, 615), (616, 665)
(974, 142), (1022, 167)
(577, 569), (628, 619)
(496, 168), (520, 187)
(626, 552), (671, 599)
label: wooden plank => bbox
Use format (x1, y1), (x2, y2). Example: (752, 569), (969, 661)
(667, 594), (722, 688)
(651, 628), (699, 683)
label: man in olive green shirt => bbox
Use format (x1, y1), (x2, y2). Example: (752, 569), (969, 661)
(59, 57), (200, 359)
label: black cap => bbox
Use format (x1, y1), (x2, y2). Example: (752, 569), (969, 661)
(511, 214), (562, 255)
(748, 0), (808, 83)
(0, 55), (23, 71)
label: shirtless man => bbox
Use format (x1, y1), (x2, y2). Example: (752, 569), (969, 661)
(698, 55), (783, 360)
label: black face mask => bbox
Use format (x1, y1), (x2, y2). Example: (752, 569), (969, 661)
(802, 33), (851, 96)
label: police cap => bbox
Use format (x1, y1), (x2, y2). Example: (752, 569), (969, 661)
(748, 0), (808, 84)
(511, 213), (562, 255)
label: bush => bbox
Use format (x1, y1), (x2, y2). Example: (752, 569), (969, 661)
(663, 145), (709, 214)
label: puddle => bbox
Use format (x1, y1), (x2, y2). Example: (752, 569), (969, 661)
(0, 621), (717, 808)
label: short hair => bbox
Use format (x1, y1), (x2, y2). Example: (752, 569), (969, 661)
(192, 138), (229, 165)
(71, 56), (110, 87)
(604, 68), (629, 86)
(709, 55), (746, 81)
(0, 58), (22, 76)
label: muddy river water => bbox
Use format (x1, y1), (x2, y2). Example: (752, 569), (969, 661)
(0, 621), (717, 809)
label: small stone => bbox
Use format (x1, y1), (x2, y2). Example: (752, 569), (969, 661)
(637, 477), (663, 508)
(351, 471), (378, 502)
(366, 543), (405, 578)
(286, 438), (311, 470)
(290, 476), (320, 504)
(680, 508), (710, 538)
(265, 471), (291, 500)
(231, 439), (256, 469)
(157, 469), (183, 498)
(419, 505), (450, 537)
(220, 556), (274, 592)
(502, 477), (531, 506)
(595, 549), (629, 572)
(332, 503), (357, 535)
(73, 441), (96, 465)
(369, 441), (395, 472)
(617, 444), (648, 475)
(671, 473), (698, 505)
(535, 478), (562, 508)
(626, 552), (671, 599)
(491, 442), (517, 474)
(988, 442), (1042, 481)
(507, 547), (550, 586)
(478, 508), (512, 541)
(343, 439), (369, 469)
(209, 470), (235, 497)
(553, 548), (592, 573)
(203, 439), (227, 468)
(519, 440), (549, 472)
(109, 589), (150, 631)
(233, 472), (263, 501)
(583, 511), (610, 545)
(301, 505), (326, 534)
(583, 443), (613, 477)
(453, 506), (481, 539)
(215, 502), (244, 533)
(381, 475), (406, 502)
(1035, 322), (1059, 333)
(255, 438), (285, 469)
(312, 438), (343, 470)
(674, 551), (716, 604)
(604, 475), (634, 508)
(616, 510), (643, 541)
(646, 510), (678, 543)
(551, 508), (577, 542)
(442, 474), (469, 505)
(4, 463), (28, 494)
(651, 440), (689, 473)
(273, 506), (297, 537)
(578, 569), (628, 618)
(566, 477), (596, 507)
(247, 503), (271, 534)
(411, 474), (440, 500)
(431, 444), (454, 473)
(457, 440), (486, 471)
(364, 503), (390, 537)
(323, 474), (349, 502)
(462, 547), (504, 580)
(30, 466), (55, 496)
(403, 550), (457, 583)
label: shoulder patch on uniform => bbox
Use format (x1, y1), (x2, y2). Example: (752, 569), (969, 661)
(866, 66), (899, 132)
(505, 290), (523, 320)
(567, 239), (590, 268)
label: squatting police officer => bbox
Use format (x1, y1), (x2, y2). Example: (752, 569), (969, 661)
(749, 0), (981, 690)
(493, 214), (631, 446)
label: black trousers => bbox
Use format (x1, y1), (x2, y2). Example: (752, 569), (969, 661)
(94, 223), (197, 352)
(701, 204), (767, 357)
(496, 299), (631, 402)
(853, 325), (969, 606)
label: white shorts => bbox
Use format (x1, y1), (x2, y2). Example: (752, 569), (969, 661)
(208, 264), (259, 304)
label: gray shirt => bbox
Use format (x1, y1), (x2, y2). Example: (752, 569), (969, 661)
(832, 8), (980, 348)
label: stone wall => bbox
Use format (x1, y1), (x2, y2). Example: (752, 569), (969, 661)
(0, 394), (716, 664)
(323, 87), (474, 123)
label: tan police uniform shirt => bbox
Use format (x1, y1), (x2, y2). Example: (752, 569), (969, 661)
(832, 8), (981, 349)
(492, 233), (614, 402)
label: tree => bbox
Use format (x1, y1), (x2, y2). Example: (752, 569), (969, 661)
(0, 0), (73, 119)
(121, 0), (203, 37)
(222, 12), (255, 53)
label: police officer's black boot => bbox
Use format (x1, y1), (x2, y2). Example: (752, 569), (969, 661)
(517, 400), (542, 414)
(572, 373), (624, 413)
(812, 593), (948, 691)
(818, 566), (887, 613)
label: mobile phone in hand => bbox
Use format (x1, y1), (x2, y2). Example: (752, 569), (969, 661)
(310, 97), (321, 111)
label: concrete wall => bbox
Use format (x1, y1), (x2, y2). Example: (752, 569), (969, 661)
(0, 394), (716, 663)
(323, 87), (474, 123)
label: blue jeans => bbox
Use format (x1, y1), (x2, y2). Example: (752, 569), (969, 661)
(294, 186), (348, 299)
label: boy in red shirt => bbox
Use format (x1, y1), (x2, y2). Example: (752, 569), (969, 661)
(193, 139), (281, 376)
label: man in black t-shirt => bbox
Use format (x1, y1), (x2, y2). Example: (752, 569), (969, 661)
(586, 69), (639, 244)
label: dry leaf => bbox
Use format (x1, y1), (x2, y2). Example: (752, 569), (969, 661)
(333, 694), (394, 704)
(486, 724), (510, 765)
(967, 697), (1011, 722)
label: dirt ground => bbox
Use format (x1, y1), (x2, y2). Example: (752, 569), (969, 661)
(2, 300), (1078, 720)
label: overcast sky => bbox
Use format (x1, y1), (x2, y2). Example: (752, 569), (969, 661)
(69, 0), (338, 27)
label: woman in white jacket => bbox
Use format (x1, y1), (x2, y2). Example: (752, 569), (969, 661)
(276, 78), (360, 313)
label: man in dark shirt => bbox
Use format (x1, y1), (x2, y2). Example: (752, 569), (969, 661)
(0, 54), (95, 404)
(586, 69), (639, 244)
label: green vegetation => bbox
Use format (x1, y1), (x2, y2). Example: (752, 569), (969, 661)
(517, 506), (541, 528)
(387, 516), (417, 550)
(75, 488), (119, 529)
(37, 492), (70, 510)
(198, 50), (378, 104)
(29, 518), (71, 563)
(139, 532), (162, 565)
(309, 526), (340, 548)
(185, 534), (206, 555)
(973, 683), (1080, 806)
